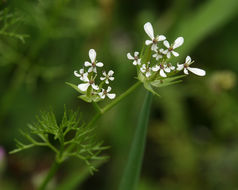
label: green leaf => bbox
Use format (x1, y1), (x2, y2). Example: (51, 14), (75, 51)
(143, 82), (160, 97)
(78, 95), (92, 103)
(119, 91), (153, 190)
(151, 75), (186, 88)
(66, 82), (85, 94)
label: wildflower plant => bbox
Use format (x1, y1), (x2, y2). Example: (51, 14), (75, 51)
(11, 21), (206, 190)
(127, 22), (206, 96)
(67, 49), (116, 103)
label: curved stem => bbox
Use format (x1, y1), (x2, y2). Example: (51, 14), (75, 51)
(38, 160), (60, 190)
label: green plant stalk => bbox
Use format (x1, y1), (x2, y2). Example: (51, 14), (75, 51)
(38, 159), (60, 190)
(118, 91), (153, 190)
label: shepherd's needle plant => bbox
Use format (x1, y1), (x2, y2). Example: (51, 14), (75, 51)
(11, 21), (206, 190)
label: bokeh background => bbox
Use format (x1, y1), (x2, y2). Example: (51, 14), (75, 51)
(1, 0), (238, 189)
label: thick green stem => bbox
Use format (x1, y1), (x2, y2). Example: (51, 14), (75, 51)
(118, 91), (153, 190)
(38, 160), (60, 190)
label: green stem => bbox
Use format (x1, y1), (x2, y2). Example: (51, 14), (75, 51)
(66, 81), (142, 153)
(118, 91), (153, 190)
(38, 160), (60, 190)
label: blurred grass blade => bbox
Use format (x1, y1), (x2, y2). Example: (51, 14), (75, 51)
(174, 0), (238, 58)
(118, 91), (153, 190)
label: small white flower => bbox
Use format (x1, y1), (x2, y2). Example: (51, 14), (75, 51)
(99, 86), (116, 99)
(127, 51), (141, 65)
(74, 68), (88, 81)
(152, 48), (165, 60)
(84, 49), (104, 73)
(167, 63), (175, 71)
(78, 75), (99, 92)
(152, 64), (170, 78)
(163, 37), (184, 58)
(140, 63), (152, 78)
(177, 56), (206, 76)
(100, 70), (115, 84)
(144, 22), (166, 51)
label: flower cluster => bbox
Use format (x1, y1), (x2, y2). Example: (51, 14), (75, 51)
(74, 49), (116, 102)
(127, 22), (206, 83)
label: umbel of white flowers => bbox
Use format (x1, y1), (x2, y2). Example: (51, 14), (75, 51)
(74, 49), (116, 100)
(127, 22), (206, 79)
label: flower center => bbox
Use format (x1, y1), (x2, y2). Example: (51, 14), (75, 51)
(134, 56), (138, 60)
(168, 47), (173, 51)
(160, 64), (164, 69)
(89, 80), (94, 85)
(92, 62), (96, 67)
(184, 63), (188, 68)
(152, 39), (157, 44)
(103, 90), (108, 95)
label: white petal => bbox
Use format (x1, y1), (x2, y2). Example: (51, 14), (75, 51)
(160, 69), (167, 77)
(170, 66), (175, 70)
(144, 22), (154, 40)
(134, 52), (139, 57)
(145, 40), (153, 46)
(151, 44), (158, 51)
(100, 93), (105, 99)
(96, 62), (103, 67)
(164, 67), (170, 73)
(186, 56), (192, 64)
(133, 60), (137, 65)
(89, 49), (96, 63)
(127, 53), (134, 60)
(172, 51), (179, 57)
(140, 67), (145, 73)
(105, 79), (109, 84)
(92, 83), (99, 90)
(163, 40), (170, 48)
(93, 67), (97, 73)
(173, 37), (184, 49)
(74, 71), (81, 77)
(137, 59), (141, 65)
(157, 35), (166, 41)
(184, 68), (189, 75)
(109, 76), (114, 81)
(79, 69), (84, 74)
(167, 52), (171, 59)
(107, 86), (112, 92)
(177, 64), (184, 71)
(88, 67), (93, 72)
(100, 76), (105, 81)
(152, 65), (159, 72)
(108, 70), (114, 76)
(84, 61), (92, 67)
(187, 67), (206, 76)
(145, 71), (151, 78)
(78, 83), (90, 91)
(107, 93), (116, 99)
(102, 71), (106, 76)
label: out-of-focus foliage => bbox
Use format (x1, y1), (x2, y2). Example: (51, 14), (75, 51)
(0, 0), (238, 189)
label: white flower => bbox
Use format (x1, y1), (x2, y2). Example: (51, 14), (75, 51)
(152, 48), (165, 60)
(177, 56), (206, 76)
(127, 51), (141, 65)
(167, 63), (175, 71)
(84, 49), (103, 73)
(78, 75), (99, 92)
(100, 70), (115, 84)
(152, 64), (170, 78)
(163, 37), (184, 58)
(140, 63), (152, 78)
(99, 86), (116, 99)
(74, 68), (88, 81)
(144, 22), (166, 51)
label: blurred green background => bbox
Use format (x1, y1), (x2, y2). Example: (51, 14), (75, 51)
(1, 0), (238, 189)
